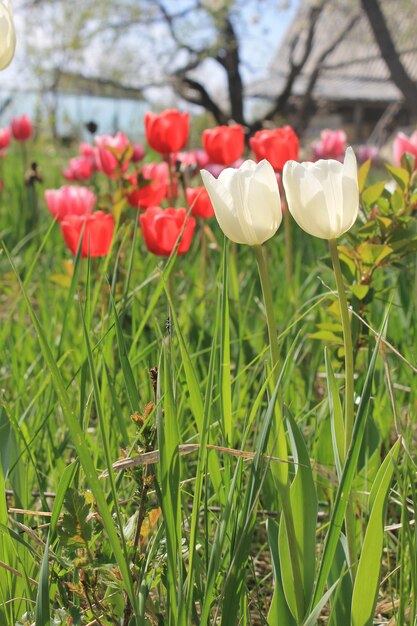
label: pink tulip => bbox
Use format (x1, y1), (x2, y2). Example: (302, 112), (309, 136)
(95, 131), (130, 177)
(11, 115), (33, 141)
(131, 143), (145, 163)
(0, 127), (11, 150)
(393, 131), (417, 167)
(357, 145), (379, 164)
(312, 129), (347, 160)
(63, 156), (94, 181)
(79, 142), (96, 159)
(45, 186), (96, 222)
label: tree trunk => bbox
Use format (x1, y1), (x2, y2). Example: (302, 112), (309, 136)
(360, 0), (417, 116)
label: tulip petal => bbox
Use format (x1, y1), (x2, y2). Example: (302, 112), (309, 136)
(284, 161), (332, 239)
(200, 169), (248, 244)
(246, 160), (282, 244)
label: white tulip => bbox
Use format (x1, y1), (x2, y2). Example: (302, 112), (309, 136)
(0, 0), (16, 71)
(282, 147), (359, 240)
(200, 159), (282, 246)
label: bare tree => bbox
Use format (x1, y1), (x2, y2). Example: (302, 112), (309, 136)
(360, 0), (417, 116)
(16, 0), (368, 138)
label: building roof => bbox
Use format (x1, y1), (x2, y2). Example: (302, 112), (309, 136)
(247, 0), (417, 105)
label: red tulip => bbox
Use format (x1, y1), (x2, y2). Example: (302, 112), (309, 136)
(125, 174), (166, 210)
(0, 127), (11, 150)
(11, 115), (33, 141)
(312, 129), (347, 160)
(140, 206), (196, 256)
(393, 131), (417, 167)
(95, 131), (130, 177)
(186, 186), (214, 218)
(202, 125), (244, 166)
(60, 211), (114, 257)
(45, 186), (96, 222)
(145, 109), (189, 154)
(142, 161), (178, 200)
(250, 126), (299, 172)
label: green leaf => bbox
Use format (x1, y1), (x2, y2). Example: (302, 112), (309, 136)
(357, 242), (393, 266)
(358, 159), (371, 193)
(325, 349), (344, 478)
(313, 321), (383, 605)
(35, 537), (50, 626)
(112, 296), (140, 414)
(350, 285), (370, 301)
(267, 519), (297, 626)
(385, 164), (410, 191)
(361, 182), (386, 206)
(278, 409), (318, 620)
(351, 437), (402, 626)
(59, 488), (93, 546)
(309, 330), (343, 343)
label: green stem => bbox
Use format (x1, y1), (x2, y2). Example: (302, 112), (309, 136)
(254, 243), (305, 622)
(254, 245), (280, 376)
(165, 153), (175, 206)
(284, 208), (293, 285)
(328, 238), (357, 579)
(328, 239), (354, 454)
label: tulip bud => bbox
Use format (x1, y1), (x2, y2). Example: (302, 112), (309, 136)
(250, 126), (299, 172)
(145, 109), (189, 155)
(202, 125), (244, 166)
(282, 147), (359, 240)
(201, 159), (282, 246)
(140, 206), (196, 256)
(0, 0), (16, 71)
(11, 115), (33, 141)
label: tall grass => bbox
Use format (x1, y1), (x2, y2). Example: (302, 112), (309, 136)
(0, 142), (416, 626)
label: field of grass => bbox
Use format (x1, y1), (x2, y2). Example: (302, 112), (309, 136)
(1, 136), (417, 626)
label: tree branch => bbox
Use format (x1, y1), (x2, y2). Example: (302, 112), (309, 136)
(174, 76), (227, 125)
(252, 2), (327, 130)
(294, 13), (361, 135)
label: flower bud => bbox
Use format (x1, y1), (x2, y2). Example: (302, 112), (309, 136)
(282, 147), (359, 240)
(201, 159), (282, 246)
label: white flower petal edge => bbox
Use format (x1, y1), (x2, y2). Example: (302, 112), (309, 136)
(201, 159), (282, 246)
(282, 147), (359, 240)
(0, 0), (16, 70)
